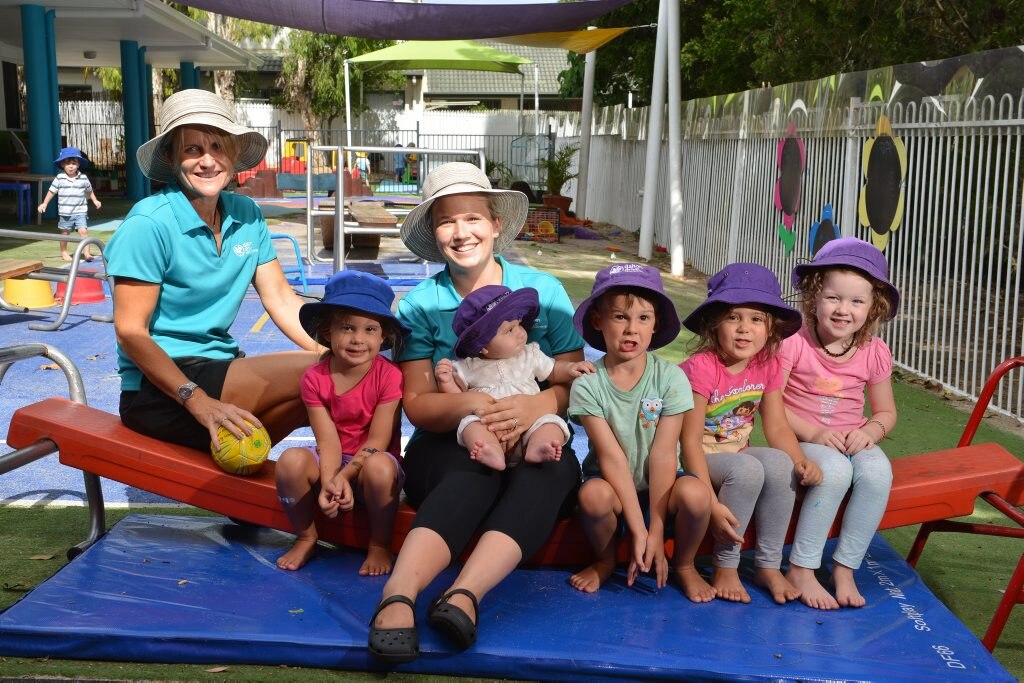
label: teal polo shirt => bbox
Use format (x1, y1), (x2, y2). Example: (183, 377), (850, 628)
(105, 184), (276, 391)
(396, 255), (585, 366)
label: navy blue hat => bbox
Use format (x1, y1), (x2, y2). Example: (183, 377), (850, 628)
(682, 263), (802, 337)
(299, 271), (409, 349)
(54, 147), (89, 171)
(453, 285), (539, 358)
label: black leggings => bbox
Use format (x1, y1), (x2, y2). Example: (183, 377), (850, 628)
(402, 429), (581, 561)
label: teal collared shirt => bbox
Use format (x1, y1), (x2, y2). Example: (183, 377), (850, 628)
(105, 184), (275, 391)
(396, 255), (584, 366)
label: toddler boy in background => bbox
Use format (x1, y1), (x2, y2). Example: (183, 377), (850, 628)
(38, 147), (102, 262)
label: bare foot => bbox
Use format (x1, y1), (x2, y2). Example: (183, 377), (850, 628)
(673, 565), (716, 603)
(470, 440), (506, 471)
(61, 254), (73, 262)
(524, 439), (561, 464)
(569, 558), (616, 593)
(712, 566), (750, 603)
(833, 564), (866, 607)
(786, 565), (839, 610)
(277, 537), (317, 571)
(754, 568), (802, 604)
(83, 254), (95, 262)
(359, 544), (394, 576)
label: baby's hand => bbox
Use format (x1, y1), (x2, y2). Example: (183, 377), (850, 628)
(434, 358), (460, 392)
(569, 360), (597, 377)
(843, 428), (874, 455)
(794, 458), (824, 486)
(812, 428), (847, 452)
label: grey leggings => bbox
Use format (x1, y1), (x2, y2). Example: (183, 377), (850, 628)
(707, 447), (797, 569)
(789, 443), (893, 571)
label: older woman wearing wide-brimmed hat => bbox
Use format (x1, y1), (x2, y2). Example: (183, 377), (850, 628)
(367, 162), (585, 663)
(104, 89), (319, 453)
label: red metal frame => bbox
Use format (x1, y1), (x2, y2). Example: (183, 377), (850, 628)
(905, 356), (1024, 651)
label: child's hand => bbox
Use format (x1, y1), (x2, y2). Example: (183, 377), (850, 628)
(812, 428), (847, 452)
(93, 199), (102, 210)
(569, 360), (597, 377)
(794, 458), (824, 486)
(319, 473), (354, 517)
(641, 534), (669, 589)
(626, 528), (651, 586)
(710, 501), (744, 545)
(37, 203), (47, 214)
(843, 427), (874, 455)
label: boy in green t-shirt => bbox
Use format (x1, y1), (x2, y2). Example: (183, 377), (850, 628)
(568, 263), (714, 602)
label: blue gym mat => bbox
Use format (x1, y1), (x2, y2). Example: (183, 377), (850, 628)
(0, 514), (1010, 680)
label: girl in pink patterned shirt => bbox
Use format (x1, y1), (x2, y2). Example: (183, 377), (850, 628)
(780, 238), (900, 610)
(275, 270), (409, 576)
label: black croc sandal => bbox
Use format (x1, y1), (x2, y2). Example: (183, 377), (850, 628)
(428, 587), (478, 649)
(368, 594), (419, 664)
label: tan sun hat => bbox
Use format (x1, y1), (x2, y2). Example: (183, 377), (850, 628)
(136, 89), (269, 183)
(400, 162), (529, 263)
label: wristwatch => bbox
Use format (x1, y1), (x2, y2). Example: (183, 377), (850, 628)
(177, 381), (198, 404)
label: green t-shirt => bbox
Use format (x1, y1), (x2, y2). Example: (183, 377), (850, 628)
(569, 353), (693, 490)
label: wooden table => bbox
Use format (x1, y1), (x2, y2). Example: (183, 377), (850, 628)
(0, 173), (53, 225)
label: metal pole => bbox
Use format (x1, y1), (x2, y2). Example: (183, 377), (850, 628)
(638, 0), (668, 260)
(534, 65), (540, 137)
(666, 0), (684, 277)
(344, 61), (353, 172)
(576, 26), (598, 220)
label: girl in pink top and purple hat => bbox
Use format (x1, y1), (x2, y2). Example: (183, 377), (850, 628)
(780, 237), (899, 610)
(680, 263), (823, 605)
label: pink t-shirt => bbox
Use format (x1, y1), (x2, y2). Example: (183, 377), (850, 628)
(778, 326), (892, 431)
(680, 350), (783, 453)
(300, 354), (404, 457)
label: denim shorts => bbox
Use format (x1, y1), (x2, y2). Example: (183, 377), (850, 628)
(58, 214), (88, 232)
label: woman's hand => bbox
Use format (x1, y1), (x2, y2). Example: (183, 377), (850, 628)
(186, 392), (262, 445)
(476, 393), (540, 444)
(710, 500), (744, 545)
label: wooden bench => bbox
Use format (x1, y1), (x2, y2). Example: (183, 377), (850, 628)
(0, 258), (44, 281)
(7, 396), (1024, 567)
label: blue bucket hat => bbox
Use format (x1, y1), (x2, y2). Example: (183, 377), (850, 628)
(573, 263), (681, 352)
(791, 237), (900, 318)
(682, 263), (802, 337)
(453, 285), (539, 358)
(54, 147), (89, 171)
(298, 271), (409, 349)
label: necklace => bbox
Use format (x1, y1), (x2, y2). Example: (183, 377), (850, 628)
(814, 327), (855, 358)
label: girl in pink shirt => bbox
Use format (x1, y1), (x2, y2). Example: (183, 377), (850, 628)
(780, 237), (900, 610)
(275, 271), (409, 576)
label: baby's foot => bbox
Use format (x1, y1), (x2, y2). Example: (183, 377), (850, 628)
(359, 543), (394, 577)
(754, 567), (802, 604)
(786, 565), (839, 610)
(524, 439), (562, 464)
(277, 537), (317, 571)
(673, 565), (716, 603)
(712, 566), (750, 603)
(569, 558), (616, 593)
(470, 440), (506, 471)
(833, 564), (866, 607)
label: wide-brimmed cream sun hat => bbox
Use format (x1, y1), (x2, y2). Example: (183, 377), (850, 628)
(136, 89), (269, 183)
(400, 162), (529, 263)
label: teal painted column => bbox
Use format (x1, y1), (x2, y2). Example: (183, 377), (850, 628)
(120, 40), (144, 200)
(180, 61), (196, 90)
(45, 10), (60, 155)
(20, 5), (53, 176)
(143, 59), (153, 195)
(194, 66), (202, 88)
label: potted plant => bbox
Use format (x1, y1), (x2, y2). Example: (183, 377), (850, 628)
(541, 143), (579, 214)
(486, 160), (513, 188)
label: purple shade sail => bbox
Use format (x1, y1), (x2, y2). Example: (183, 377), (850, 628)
(178, 0), (637, 40)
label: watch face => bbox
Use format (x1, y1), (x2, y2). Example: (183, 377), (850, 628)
(178, 382), (196, 401)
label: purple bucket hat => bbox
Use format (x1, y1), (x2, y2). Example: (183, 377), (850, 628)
(682, 263), (802, 337)
(299, 270), (409, 349)
(454, 285), (539, 358)
(573, 263), (681, 352)
(791, 237), (900, 318)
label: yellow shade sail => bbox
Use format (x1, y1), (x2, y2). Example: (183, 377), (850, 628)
(494, 28), (631, 54)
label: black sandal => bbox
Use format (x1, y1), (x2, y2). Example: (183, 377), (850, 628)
(428, 587), (478, 649)
(368, 594), (419, 664)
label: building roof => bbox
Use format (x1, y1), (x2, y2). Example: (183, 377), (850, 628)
(423, 41), (570, 97)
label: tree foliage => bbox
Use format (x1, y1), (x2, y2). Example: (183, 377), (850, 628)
(274, 32), (398, 133)
(560, 0), (1024, 106)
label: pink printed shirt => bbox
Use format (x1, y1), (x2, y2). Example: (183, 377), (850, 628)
(779, 326), (892, 431)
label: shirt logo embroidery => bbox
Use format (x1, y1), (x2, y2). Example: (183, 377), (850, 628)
(233, 242), (255, 257)
(639, 397), (663, 428)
